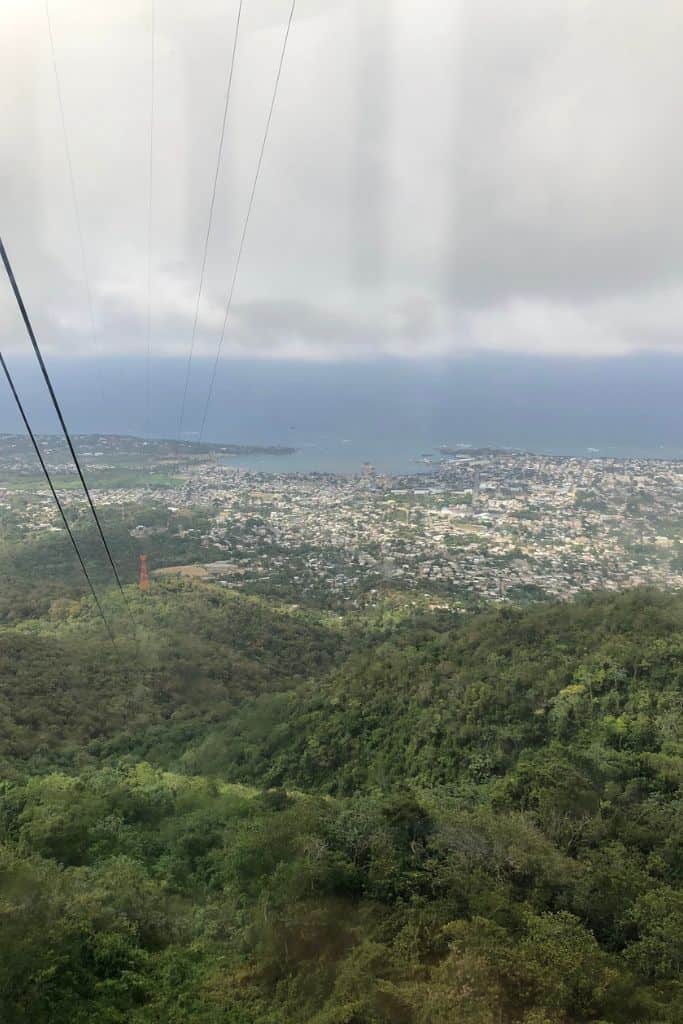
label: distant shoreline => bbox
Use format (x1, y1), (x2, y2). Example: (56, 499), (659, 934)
(3, 432), (683, 475)
(0, 433), (298, 458)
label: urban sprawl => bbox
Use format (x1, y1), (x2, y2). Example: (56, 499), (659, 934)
(3, 434), (683, 606)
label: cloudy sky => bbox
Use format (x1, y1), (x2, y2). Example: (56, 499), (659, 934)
(2, 0), (683, 363)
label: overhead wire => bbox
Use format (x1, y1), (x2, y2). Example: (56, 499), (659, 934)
(145, 0), (156, 437)
(44, 0), (105, 403)
(48, 0), (146, 604)
(176, 0), (244, 444)
(0, 234), (134, 624)
(0, 351), (117, 647)
(198, 0), (297, 443)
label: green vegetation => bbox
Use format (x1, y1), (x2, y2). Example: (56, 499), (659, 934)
(0, 576), (682, 1022)
(0, 506), (227, 622)
(0, 471), (184, 491)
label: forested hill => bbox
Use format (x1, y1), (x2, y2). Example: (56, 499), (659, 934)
(0, 584), (682, 1022)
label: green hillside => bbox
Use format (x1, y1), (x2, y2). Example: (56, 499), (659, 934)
(0, 584), (681, 1022)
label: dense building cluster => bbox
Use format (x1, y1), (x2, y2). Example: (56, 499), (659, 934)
(3, 435), (683, 605)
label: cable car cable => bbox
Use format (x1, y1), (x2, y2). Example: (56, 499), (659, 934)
(198, 0), (296, 442)
(177, 0), (244, 443)
(145, 0), (156, 437)
(0, 234), (133, 621)
(0, 351), (117, 647)
(45, 0), (105, 402)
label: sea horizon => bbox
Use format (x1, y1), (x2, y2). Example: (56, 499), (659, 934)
(3, 353), (683, 474)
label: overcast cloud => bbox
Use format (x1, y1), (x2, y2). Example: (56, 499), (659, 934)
(2, 0), (683, 361)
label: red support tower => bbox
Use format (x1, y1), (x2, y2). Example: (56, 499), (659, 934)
(139, 554), (150, 591)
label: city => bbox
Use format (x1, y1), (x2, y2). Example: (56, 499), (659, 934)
(3, 433), (683, 607)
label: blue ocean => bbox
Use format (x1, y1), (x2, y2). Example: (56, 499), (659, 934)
(3, 354), (683, 473)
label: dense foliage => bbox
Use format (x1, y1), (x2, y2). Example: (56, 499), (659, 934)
(0, 580), (681, 1022)
(0, 505), (226, 623)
